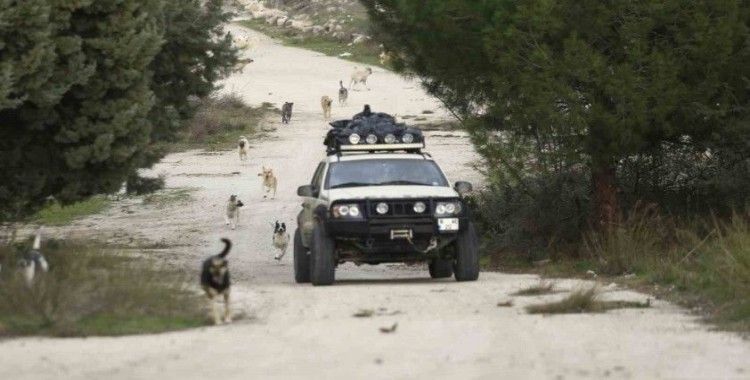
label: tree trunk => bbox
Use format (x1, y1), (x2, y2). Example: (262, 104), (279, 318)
(591, 160), (619, 229)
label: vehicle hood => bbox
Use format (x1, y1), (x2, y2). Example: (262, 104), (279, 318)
(327, 185), (459, 202)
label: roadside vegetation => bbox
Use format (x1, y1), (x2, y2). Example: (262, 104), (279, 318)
(364, 1), (750, 332)
(525, 287), (651, 315)
(238, 18), (383, 68)
(34, 197), (111, 227)
(0, 241), (205, 337)
(173, 94), (276, 152)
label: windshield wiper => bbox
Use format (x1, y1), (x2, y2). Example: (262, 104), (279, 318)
(330, 182), (375, 189)
(378, 180), (432, 186)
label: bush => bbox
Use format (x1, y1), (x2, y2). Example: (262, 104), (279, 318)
(126, 174), (166, 195)
(0, 242), (204, 337)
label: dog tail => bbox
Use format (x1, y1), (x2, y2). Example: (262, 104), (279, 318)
(219, 238), (231, 258)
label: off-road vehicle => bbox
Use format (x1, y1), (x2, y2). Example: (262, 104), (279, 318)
(294, 107), (479, 285)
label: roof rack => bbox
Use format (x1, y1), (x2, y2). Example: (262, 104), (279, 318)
(325, 105), (425, 156)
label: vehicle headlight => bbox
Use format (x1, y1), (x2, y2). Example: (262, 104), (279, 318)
(413, 201), (426, 213)
(376, 202), (389, 215)
(402, 133), (414, 143)
(333, 204), (361, 218)
(366, 134), (378, 144)
(348, 133), (361, 144)
(435, 201), (462, 216)
(384, 134), (396, 144)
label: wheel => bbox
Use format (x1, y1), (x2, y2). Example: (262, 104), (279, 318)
(428, 257), (453, 278)
(310, 223), (335, 286)
(293, 228), (310, 283)
(454, 222), (480, 281)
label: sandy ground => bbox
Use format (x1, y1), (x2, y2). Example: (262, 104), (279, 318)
(1, 27), (749, 380)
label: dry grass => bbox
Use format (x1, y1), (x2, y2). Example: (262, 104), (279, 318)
(0, 241), (205, 337)
(511, 280), (556, 296)
(526, 286), (651, 314)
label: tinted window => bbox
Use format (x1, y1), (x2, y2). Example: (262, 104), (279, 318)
(326, 159), (448, 189)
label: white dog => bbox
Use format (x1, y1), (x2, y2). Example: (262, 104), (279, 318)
(350, 67), (373, 90)
(18, 229), (49, 287)
(238, 136), (249, 162)
(224, 195), (244, 229)
(272, 221), (290, 261)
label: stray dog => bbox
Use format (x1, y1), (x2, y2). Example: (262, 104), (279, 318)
(232, 58), (254, 73)
(225, 195), (244, 229)
(258, 167), (278, 199)
(321, 95), (333, 119)
(350, 67), (373, 90)
(281, 102), (293, 124)
(18, 229), (49, 287)
(201, 238), (232, 325)
(272, 221), (290, 261)
(338, 80), (348, 105)
(238, 136), (250, 161)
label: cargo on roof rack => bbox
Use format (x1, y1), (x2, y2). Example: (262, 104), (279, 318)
(324, 105), (425, 155)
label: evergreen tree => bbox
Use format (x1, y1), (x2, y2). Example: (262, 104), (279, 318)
(362, 0), (750, 226)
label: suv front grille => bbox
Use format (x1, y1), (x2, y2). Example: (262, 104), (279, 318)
(367, 199), (432, 218)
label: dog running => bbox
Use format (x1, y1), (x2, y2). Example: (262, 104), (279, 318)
(224, 195), (244, 229)
(201, 238), (232, 325)
(238, 136), (249, 162)
(321, 95), (333, 120)
(338, 80), (348, 105)
(281, 102), (293, 124)
(258, 167), (278, 199)
(272, 221), (290, 261)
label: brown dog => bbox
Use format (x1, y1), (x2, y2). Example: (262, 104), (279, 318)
(258, 167), (278, 199)
(321, 95), (333, 119)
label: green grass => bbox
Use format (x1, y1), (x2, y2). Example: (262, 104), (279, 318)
(34, 196), (110, 226)
(238, 19), (384, 68)
(525, 286), (651, 314)
(0, 242), (206, 337)
(143, 188), (195, 208)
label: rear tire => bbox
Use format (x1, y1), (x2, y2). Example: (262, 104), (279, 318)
(293, 228), (310, 283)
(310, 223), (335, 286)
(428, 258), (453, 278)
(454, 222), (480, 281)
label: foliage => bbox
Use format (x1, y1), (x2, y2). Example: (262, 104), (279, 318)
(126, 174), (166, 196)
(0, 242), (205, 336)
(33, 196), (111, 226)
(525, 286), (650, 314)
(0, 0), (238, 223)
(362, 0), (750, 223)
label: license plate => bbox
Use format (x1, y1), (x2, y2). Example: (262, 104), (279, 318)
(438, 218), (459, 231)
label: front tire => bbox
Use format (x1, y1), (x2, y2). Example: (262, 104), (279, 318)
(310, 223), (335, 286)
(454, 222), (480, 281)
(428, 258), (453, 278)
(293, 228), (310, 283)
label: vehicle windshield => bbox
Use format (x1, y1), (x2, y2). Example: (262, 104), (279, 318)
(326, 159), (449, 189)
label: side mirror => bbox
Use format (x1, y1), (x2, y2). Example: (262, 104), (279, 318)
(297, 185), (314, 197)
(454, 181), (473, 196)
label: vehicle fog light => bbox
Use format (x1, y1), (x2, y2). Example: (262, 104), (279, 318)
(376, 202), (389, 215)
(402, 133), (414, 143)
(384, 134), (396, 144)
(348, 133), (361, 144)
(435, 204), (446, 215)
(349, 205), (360, 217)
(366, 134), (378, 144)
(445, 203), (456, 214)
(413, 201), (426, 213)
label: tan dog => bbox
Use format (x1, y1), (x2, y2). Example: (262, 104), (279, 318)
(258, 167), (278, 199)
(238, 136), (249, 161)
(350, 67), (373, 90)
(321, 95), (333, 119)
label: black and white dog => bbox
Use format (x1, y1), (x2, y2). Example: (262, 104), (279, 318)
(281, 102), (293, 124)
(201, 238), (232, 325)
(225, 195), (244, 229)
(18, 229), (49, 287)
(272, 221), (290, 261)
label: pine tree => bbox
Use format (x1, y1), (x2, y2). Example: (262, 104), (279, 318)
(362, 0), (750, 226)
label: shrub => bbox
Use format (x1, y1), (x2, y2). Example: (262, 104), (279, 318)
(126, 174), (166, 196)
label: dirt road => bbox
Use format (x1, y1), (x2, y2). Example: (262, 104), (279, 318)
(1, 27), (748, 380)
